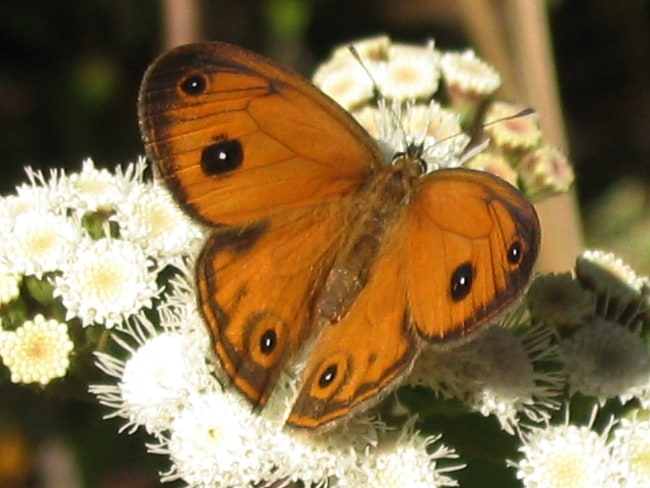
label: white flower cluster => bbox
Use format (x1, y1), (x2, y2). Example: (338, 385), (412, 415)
(513, 409), (650, 487)
(91, 275), (463, 487)
(0, 157), (205, 385)
(313, 35), (573, 199)
(3, 35), (647, 488)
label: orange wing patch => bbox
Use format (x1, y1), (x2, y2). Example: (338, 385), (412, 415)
(406, 168), (540, 341)
(288, 226), (416, 429)
(197, 202), (351, 407)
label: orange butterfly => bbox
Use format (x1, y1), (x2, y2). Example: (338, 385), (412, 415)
(138, 42), (540, 430)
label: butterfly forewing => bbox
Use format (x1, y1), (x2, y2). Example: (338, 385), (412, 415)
(138, 42), (383, 226)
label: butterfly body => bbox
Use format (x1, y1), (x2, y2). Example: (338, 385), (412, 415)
(139, 42), (541, 430)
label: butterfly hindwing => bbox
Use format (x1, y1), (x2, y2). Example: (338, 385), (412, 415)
(288, 222), (417, 429)
(197, 203), (353, 407)
(405, 168), (540, 341)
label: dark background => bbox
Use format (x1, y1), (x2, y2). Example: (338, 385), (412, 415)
(1, 1), (648, 202)
(0, 1), (648, 487)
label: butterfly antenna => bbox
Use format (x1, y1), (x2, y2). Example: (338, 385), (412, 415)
(348, 44), (414, 158)
(426, 108), (535, 150)
(457, 107), (536, 165)
(481, 107), (535, 128)
(348, 44), (384, 101)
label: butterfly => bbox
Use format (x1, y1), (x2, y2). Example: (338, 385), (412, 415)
(137, 41), (541, 430)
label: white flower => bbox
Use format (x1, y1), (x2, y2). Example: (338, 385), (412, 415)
(58, 158), (126, 214)
(513, 411), (618, 488)
(377, 44), (440, 100)
(3, 210), (80, 277)
(440, 50), (501, 96)
(314, 60), (376, 111)
(156, 391), (275, 487)
(113, 181), (205, 265)
(123, 332), (214, 432)
(609, 415), (650, 486)
(91, 278), (214, 433)
(0, 314), (73, 385)
(484, 101), (541, 150)
(561, 318), (650, 403)
(270, 421), (370, 486)
(339, 427), (462, 487)
(53, 237), (161, 327)
(313, 35), (390, 110)
(1, 164), (79, 221)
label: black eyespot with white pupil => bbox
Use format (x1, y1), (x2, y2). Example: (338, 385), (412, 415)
(180, 74), (207, 95)
(318, 365), (338, 388)
(450, 262), (474, 302)
(201, 139), (243, 175)
(260, 329), (277, 355)
(508, 240), (523, 265)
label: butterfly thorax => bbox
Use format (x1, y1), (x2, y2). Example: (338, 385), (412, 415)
(315, 159), (418, 324)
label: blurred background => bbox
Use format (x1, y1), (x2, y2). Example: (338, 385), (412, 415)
(0, 1), (648, 486)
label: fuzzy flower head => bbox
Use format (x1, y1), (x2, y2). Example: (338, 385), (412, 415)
(513, 412), (618, 488)
(576, 249), (650, 304)
(113, 182), (205, 265)
(358, 100), (471, 172)
(91, 279), (216, 434)
(159, 391), (275, 487)
(58, 158), (129, 214)
(526, 273), (597, 328)
(484, 101), (541, 151)
(3, 210), (80, 278)
(339, 428), (462, 488)
(609, 415), (650, 486)
(519, 145), (575, 200)
(440, 49), (502, 118)
(408, 312), (563, 434)
(465, 151), (518, 186)
(561, 317), (650, 404)
(314, 35), (440, 111)
(53, 237), (161, 327)
(0, 314), (73, 385)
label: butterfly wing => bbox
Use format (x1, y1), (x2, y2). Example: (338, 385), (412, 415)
(197, 204), (353, 407)
(138, 42), (386, 409)
(287, 224), (417, 429)
(287, 168), (539, 429)
(406, 168), (540, 340)
(138, 42), (384, 226)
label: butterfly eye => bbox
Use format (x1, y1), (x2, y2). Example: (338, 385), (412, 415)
(507, 240), (523, 265)
(201, 139), (244, 175)
(318, 364), (338, 388)
(450, 262), (474, 301)
(180, 74), (207, 95)
(260, 329), (277, 355)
